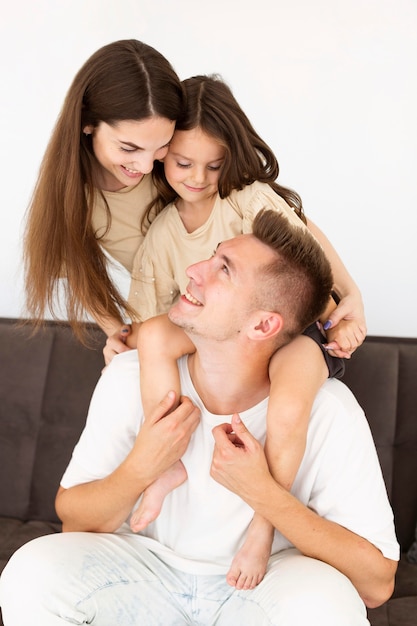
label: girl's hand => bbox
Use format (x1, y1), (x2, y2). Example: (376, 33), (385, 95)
(321, 294), (367, 358)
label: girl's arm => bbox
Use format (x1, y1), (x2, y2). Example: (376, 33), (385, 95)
(265, 334), (328, 490)
(306, 218), (367, 357)
(137, 314), (195, 419)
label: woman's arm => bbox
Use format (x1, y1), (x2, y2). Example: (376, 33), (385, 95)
(306, 218), (361, 302)
(98, 319), (141, 365)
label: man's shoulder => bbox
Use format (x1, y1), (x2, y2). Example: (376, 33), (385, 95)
(308, 379), (374, 459)
(105, 349), (140, 378)
(314, 378), (365, 423)
(110, 349), (140, 364)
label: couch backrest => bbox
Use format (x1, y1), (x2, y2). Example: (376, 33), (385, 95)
(1, 319), (416, 551)
(0, 318), (105, 523)
(343, 336), (417, 551)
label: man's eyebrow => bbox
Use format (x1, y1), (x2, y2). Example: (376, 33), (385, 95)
(215, 242), (236, 274)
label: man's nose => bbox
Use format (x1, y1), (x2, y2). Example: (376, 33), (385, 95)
(186, 257), (210, 284)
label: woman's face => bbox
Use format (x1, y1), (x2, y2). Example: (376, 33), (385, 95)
(85, 117), (175, 191)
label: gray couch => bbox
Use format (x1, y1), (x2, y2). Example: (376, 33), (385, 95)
(0, 317), (416, 625)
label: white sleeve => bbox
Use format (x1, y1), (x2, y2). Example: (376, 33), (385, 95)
(61, 351), (143, 488)
(295, 379), (400, 561)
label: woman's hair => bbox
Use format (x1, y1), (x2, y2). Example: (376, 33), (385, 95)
(142, 74), (306, 229)
(24, 39), (184, 339)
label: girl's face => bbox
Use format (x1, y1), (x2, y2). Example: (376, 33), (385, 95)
(84, 117), (175, 191)
(163, 128), (225, 205)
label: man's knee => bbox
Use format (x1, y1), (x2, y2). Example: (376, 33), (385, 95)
(0, 534), (64, 624)
(252, 551), (368, 625)
(1, 534), (56, 590)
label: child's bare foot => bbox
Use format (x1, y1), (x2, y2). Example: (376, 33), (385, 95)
(226, 516), (274, 590)
(130, 460), (187, 532)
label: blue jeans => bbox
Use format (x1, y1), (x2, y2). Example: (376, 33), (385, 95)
(0, 532), (369, 625)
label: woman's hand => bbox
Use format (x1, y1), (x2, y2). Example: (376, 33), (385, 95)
(103, 323), (139, 365)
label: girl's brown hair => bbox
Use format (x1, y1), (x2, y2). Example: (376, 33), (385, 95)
(24, 39), (184, 339)
(142, 74), (306, 230)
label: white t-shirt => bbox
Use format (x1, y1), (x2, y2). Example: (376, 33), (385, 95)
(61, 351), (399, 575)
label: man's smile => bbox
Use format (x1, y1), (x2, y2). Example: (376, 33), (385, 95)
(184, 290), (203, 306)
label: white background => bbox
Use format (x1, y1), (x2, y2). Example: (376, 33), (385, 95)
(1, 0), (416, 337)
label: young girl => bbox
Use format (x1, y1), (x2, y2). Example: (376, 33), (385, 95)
(23, 39), (184, 343)
(127, 75), (367, 590)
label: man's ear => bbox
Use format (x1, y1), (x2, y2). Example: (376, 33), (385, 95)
(247, 311), (283, 340)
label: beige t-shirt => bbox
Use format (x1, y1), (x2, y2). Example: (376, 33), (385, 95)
(131, 180), (306, 321)
(91, 174), (156, 274)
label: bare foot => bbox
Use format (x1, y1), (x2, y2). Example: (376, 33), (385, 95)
(226, 516), (274, 590)
(130, 460), (187, 532)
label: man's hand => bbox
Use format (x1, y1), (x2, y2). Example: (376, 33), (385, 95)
(212, 413), (397, 609)
(56, 392), (200, 533)
(211, 413), (273, 503)
(131, 392), (200, 486)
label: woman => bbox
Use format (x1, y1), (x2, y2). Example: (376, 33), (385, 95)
(24, 39), (184, 344)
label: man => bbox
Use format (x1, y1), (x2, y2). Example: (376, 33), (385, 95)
(0, 210), (398, 625)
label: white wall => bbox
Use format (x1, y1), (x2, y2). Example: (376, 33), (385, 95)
(1, 0), (416, 337)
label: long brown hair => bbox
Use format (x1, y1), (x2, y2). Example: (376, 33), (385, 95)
(24, 39), (183, 340)
(142, 74), (306, 231)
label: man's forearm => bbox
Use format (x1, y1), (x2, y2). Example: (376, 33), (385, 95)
(247, 478), (397, 608)
(56, 394), (201, 533)
(55, 455), (151, 533)
(211, 417), (397, 609)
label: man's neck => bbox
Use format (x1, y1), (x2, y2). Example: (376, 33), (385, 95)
(187, 343), (271, 415)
